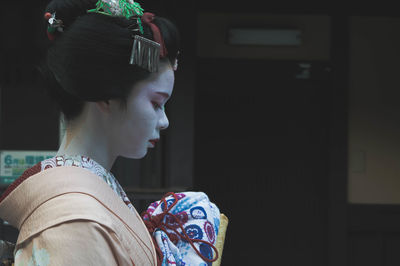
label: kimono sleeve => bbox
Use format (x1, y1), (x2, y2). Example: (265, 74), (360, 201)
(14, 220), (132, 266)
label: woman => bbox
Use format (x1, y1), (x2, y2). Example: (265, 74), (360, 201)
(0, 0), (220, 265)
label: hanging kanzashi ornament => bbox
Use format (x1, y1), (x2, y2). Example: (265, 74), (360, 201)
(87, 0), (144, 33)
(129, 35), (161, 72)
(87, 1), (166, 72)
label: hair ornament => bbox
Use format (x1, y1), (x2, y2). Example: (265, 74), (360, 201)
(173, 58), (178, 71)
(86, 1), (170, 73)
(129, 35), (161, 73)
(44, 12), (64, 41)
(142, 12), (167, 58)
(88, 0), (144, 33)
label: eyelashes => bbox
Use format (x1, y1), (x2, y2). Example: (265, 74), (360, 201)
(152, 102), (164, 111)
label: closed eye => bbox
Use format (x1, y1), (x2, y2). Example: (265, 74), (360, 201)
(152, 102), (163, 110)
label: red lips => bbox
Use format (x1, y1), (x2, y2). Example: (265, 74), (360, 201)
(149, 139), (159, 146)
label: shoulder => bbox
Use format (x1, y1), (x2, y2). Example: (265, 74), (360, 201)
(15, 220), (132, 266)
(19, 192), (117, 243)
(18, 193), (156, 265)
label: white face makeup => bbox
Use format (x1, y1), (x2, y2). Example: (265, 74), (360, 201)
(109, 63), (174, 159)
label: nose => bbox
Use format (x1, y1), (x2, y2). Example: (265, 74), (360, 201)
(159, 111), (169, 130)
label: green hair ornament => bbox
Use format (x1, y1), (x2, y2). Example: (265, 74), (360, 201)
(88, 0), (164, 73)
(88, 0), (144, 33)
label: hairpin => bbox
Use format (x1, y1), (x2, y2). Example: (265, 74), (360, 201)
(172, 51), (179, 71)
(88, 0), (144, 33)
(87, 0), (167, 73)
(129, 35), (160, 72)
(44, 12), (64, 41)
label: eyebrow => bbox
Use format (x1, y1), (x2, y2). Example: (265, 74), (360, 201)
(156, 92), (170, 99)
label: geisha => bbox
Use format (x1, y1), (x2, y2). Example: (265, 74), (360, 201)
(0, 0), (222, 265)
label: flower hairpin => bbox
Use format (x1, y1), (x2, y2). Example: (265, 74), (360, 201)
(44, 12), (64, 41)
(88, 0), (144, 33)
(87, 0), (168, 73)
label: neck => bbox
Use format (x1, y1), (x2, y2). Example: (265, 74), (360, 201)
(56, 107), (117, 171)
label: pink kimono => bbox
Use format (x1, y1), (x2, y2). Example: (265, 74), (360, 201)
(0, 166), (157, 265)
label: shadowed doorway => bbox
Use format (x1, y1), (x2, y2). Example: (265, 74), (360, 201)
(194, 58), (332, 265)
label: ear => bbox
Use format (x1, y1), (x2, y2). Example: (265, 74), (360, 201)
(95, 100), (111, 114)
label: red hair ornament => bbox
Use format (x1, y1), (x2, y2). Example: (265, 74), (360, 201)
(141, 12), (179, 71)
(129, 12), (172, 73)
(44, 12), (64, 41)
(141, 12), (168, 58)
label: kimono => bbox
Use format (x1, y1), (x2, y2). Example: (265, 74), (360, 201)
(0, 155), (221, 266)
(0, 155), (157, 265)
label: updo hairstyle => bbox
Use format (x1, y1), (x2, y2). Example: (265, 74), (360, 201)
(41, 0), (180, 122)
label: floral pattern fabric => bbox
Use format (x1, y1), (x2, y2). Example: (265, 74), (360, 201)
(143, 192), (220, 266)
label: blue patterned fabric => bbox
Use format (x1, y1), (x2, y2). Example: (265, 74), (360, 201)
(143, 192), (220, 265)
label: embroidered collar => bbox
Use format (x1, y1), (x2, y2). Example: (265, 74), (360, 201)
(42, 155), (116, 189)
(0, 155), (134, 212)
(42, 155), (134, 211)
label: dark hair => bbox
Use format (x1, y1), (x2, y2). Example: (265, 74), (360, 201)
(41, 0), (180, 122)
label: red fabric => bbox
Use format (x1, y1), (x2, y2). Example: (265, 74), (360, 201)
(47, 31), (56, 41)
(142, 12), (168, 58)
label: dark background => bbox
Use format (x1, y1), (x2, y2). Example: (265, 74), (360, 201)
(1, 1), (400, 265)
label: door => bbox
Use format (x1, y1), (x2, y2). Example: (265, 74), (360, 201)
(194, 58), (332, 265)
